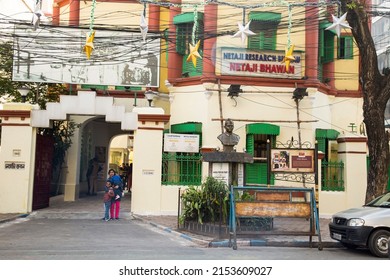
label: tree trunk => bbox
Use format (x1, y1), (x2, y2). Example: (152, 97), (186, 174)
(364, 102), (389, 202)
(343, 1), (390, 202)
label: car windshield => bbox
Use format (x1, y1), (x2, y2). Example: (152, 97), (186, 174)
(365, 192), (390, 208)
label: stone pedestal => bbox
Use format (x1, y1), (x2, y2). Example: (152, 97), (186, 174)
(202, 151), (253, 186)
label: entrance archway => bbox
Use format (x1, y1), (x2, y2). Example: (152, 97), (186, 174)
(0, 91), (172, 215)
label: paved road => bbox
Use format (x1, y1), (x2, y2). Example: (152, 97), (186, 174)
(0, 216), (376, 260)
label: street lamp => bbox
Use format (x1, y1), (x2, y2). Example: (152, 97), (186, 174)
(18, 87), (29, 103)
(144, 90), (158, 107)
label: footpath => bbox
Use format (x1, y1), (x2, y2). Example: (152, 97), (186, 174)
(0, 192), (340, 249)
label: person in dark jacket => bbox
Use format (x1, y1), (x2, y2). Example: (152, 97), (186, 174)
(86, 157), (101, 195)
(110, 181), (123, 220)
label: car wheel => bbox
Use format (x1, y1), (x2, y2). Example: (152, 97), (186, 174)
(367, 229), (390, 258)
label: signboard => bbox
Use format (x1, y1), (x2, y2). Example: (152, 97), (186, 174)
(237, 163), (244, 186)
(163, 134), (199, 153)
(5, 161), (25, 169)
(12, 24), (160, 87)
(221, 47), (302, 79)
(211, 163), (229, 185)
(271, 149), (315, 173)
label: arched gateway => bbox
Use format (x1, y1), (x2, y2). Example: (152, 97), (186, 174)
(0, 91), (174, 216)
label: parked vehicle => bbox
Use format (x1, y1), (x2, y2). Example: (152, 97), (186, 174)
(329, 192), (390, 258)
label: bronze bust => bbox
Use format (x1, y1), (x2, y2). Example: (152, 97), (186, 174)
(217, 119), (240, 152)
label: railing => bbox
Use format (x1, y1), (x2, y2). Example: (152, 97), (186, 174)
(229, 185), (322, 250)
(161, 152), (202, 186)
(321, 160), (344, 191)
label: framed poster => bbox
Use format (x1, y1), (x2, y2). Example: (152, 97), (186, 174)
(271, 149), (315, 173)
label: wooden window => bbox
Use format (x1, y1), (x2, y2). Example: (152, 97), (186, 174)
(338, 36), (354, 59)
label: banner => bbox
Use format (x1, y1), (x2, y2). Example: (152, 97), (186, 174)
(164, 134), (200, 153)
(12, 24), (160, 87)
(221, 47), (302, 79)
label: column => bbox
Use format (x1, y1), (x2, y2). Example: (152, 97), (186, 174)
(168, 0), (182, 80)
(52, 1), (60, 26)
(202, 2), (218, 81)
(337, 135), (368, 208)
(305, 0), (319, 82)
(148, 4), (160, 33)
(131, 108), (170, 215)
(0, 104), (37, 213)
(69, 0), (80, 26)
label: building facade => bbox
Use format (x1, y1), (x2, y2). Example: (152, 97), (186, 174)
(0, 0), (370, 216)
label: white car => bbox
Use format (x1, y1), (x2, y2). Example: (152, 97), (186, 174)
(329, 192), (390, 258)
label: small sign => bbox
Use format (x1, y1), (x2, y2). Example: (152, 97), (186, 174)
(12, 149), (21, 157)
(5, 161), (25, 169)
(271, 149), (315, 173)
(142, 169), (154, 175)
(237, 163), (244, 186)
(211, 163), (230, 185)
(164, 133), (199, 153)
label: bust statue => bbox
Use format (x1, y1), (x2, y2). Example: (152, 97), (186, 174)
(217, 119), (240, 152)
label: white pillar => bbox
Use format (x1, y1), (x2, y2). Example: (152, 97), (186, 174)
(131, 107), (169, 215)
(338, 135), (368, 208)
(62, 119), (83, 201)
(0, 103), (37, 213)
(318, 134), (367, 217)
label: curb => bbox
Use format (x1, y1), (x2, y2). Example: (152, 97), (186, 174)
(132, 215), (211, 247)
(0, 213), (29, 224)
(132, 215), (341, 249)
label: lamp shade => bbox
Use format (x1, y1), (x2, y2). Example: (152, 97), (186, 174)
(18, 87), (29, 97)
(144, 90), (157, 101)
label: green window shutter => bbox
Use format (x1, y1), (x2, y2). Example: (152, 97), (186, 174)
(317, 138), (326, 153)
(338, 36), (353, 59)
(315, 128), (339, 153)
(319, 28), (324, 58)
(171, 122), (202, 134)
(319, 22), (336, 63)
(245, 163), (261, 184)
(316, 128), (339, 140)
(246, 123), (280, 135)
(345, 37), (353, 59)
(246, 134), (254, 155)
(249, 30), (276, 50)
(323, 30), (334, 63)
(182, 50), (203, 77)
(248, 12), (280, 51)
(176, 24), (188, 55)
(248, 35), (261, 50)
(245, 163), (271, 185)
(261, 30), (276, 50)
(249, 12), (281, 22)
(174, 12), (204, 57)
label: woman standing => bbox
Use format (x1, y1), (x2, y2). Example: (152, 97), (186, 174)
(107, 168), (123, 220)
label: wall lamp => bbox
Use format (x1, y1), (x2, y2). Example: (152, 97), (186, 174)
(227, 84), (242, 97)
(292, 87), (308, 101)
(144, 90), (158, 107)
(18, 87), (29, 103)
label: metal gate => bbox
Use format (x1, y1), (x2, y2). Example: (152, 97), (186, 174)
(32, 134), (54, 210)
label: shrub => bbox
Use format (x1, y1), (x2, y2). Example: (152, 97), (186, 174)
(180, 177), (229, 224)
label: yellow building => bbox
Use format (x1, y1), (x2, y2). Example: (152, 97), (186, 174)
(0, 0), (367, 216)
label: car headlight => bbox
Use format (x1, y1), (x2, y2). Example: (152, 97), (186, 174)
(347, 218), (365, 226)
